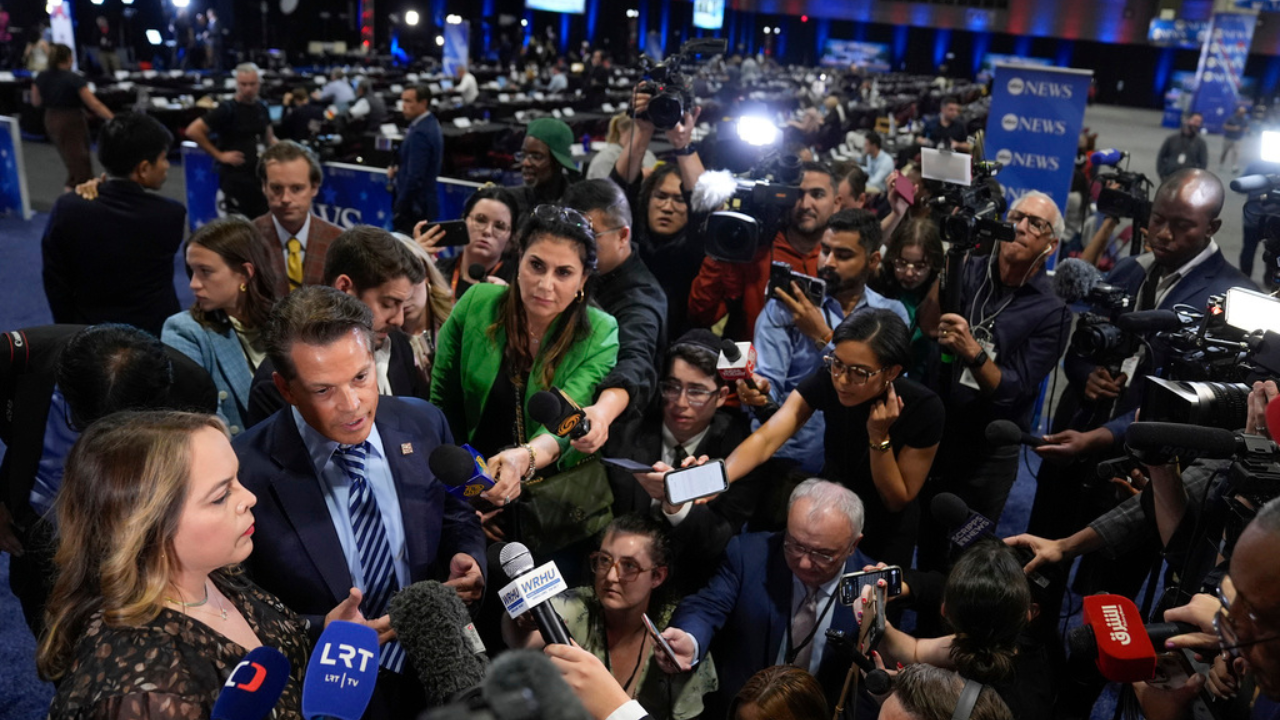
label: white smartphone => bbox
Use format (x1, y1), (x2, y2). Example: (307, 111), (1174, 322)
(664, 460), (728, 505)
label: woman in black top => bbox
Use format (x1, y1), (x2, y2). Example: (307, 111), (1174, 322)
(31, 43), (113, 190)
(724, 309), (944, 566)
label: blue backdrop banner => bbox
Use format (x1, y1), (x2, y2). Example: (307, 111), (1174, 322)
(1190, 13), (1256, 134)
(0, 116), (32, 219)
(183, 142), (483, 232)
(983, 64), (1093, 218)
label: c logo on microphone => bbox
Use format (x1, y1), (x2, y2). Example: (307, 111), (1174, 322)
(225, 660), (267, 691)
(557, 416), (580, 436)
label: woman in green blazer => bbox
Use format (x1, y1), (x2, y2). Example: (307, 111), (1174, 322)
(431, 204), (619, 513)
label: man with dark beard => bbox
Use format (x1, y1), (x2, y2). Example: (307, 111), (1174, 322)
(745, 209), (908, 474)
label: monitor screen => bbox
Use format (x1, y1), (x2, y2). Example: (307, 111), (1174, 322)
(269, 105), (284, 123)
(525, 0), (585, 14)
(820, 40), (891, 72)
(693, 0), (725, 30)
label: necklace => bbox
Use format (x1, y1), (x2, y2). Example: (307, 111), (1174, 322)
(165, 581), (210, 609)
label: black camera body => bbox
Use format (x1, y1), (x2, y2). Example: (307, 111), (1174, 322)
(1069, 283), (1137, 371)
(1095, 168), (1153, 224)
(634, 38), (726, 131)
(931, 168), (1013, 255)
(702, 151), (805, 264)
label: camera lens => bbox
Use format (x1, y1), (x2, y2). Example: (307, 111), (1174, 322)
(647, 93), (684, 131)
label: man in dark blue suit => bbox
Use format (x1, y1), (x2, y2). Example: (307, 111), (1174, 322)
(234, 286), (485, 720)
(390, 83), (442, 234)
(658, 479), (871, 716)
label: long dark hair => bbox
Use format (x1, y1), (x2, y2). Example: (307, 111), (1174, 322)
(870, 216), (943, 300)
(943, 540), (1030, 683)
(491, 207), (599, 388)
(187, 216), (280, 332)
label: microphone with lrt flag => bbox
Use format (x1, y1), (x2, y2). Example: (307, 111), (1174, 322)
(429, 443), (497, 508)
(931, 492), (1049, 589)
(528, 388), (591, 440)
(1067, 594), (1199, 683)
(212, 646), (292, 720)
(301, 620), (380, 720)
(496, 541), (574, 646)
(389, 579), (489, 707)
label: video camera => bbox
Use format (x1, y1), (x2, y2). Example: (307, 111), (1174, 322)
(634, 38), (727, 131)
(1151, 288), (1280, 384)
(1232, 173), (1280, 286)
(1090, 149), (1153, 227)
(930, 161), (1014, 255)
(698, 150), (804, 263)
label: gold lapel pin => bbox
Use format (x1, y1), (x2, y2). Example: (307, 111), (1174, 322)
(401, 443), (414, 455)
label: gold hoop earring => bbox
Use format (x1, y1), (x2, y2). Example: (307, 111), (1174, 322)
(576, 288), (585, 303)
(239, 283), (247, 293)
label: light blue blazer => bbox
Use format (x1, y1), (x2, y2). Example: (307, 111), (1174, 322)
(162, 311), (255, 436)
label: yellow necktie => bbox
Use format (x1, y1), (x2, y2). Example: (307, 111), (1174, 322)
(286, 237), (303, 289)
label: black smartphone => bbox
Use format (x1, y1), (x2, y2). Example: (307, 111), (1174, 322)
(838, 566), (903, 605)
(601, 456), (656, 473)
(767, 261), (826, 306)
(428, 220), (470, 247)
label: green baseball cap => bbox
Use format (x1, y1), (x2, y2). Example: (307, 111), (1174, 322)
(526, 117), (576, 172)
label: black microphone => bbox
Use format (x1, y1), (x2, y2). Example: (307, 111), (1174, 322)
(528, 388), (591, 440)
(1115, 310), (1186, 333)
(1052, 258), (1126, 304)
(480, 650), (593, 720)
(497, 542), (574, 646)
(467, 263), (487, 282)
(931, 493), (1049, 589)
(428, 443), (497, 509)
(388, 579), (489, 706)
(985, 419), (1046, 448)
(1125, 421), (1250, 464)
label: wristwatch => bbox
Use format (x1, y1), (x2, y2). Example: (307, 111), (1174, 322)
(869, 436), (892, 452)
(966, 349), (989, 369)
(672, 144), (697, 156)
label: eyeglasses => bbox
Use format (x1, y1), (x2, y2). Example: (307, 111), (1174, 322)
(467, 213), (512, 235)
(1215, 584), (1280, 659)
(659, 380), (718, 407)
(594, 226), (625, 238)
(892, 258), (932, 273)
(515, 150), (550, 164)
(824, 355), (886, 385)
(1007, 210), (1055, 237)
(782, 534), (847, 567)
(651, 190), (687, 208)
(589, 551), (658, 582)
(531, 204), (595, 236)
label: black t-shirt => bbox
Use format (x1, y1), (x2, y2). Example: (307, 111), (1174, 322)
(203, 99), (271, 175)
(35, 69), (88, 109)
(924, 117), (967, 147)
(437, 252), (517, 301)
(796, 371), (945, 565)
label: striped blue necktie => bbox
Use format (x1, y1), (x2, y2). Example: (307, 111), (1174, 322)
(332, 442), (405, 673)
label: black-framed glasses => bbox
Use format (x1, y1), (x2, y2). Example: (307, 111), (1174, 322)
(651, 190), (687, 208)
(1007, 210), (1054, 237)
(892, 258), (931, 273)
(589, 551), (658, 582)
(1215, 585), (1280, 659)
(531, 204), (595, 236)
(782, 533), (846, 567)
(659, 379), (717, 407)
(823, 355), (886, 385)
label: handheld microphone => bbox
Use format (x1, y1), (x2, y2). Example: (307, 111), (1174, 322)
(429, 443), (497, 504)
(984, 419), (1046, 448)
(388, 579), (488, 706)
(1229, 174), (1280, 194)
(497, 542), (574, 646)
(718, 339), (780, 419)
(467, 263), (487, 282)
(301, 620), (380, 720)
(212, 646), (292, 720)
(931, 493), (1049, 589)
(1090, 148), (1129, 168)
(528, 387), (591, 440)
(1115, 310), (1187, 333)
(1052, 258), (1125, 304)
(1066, 594), (1197, 682)
(480, 650), (594, 720)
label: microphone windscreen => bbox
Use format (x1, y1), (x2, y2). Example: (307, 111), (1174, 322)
(984, 420), (1024, 447)
(429, 444), (479, 488)
(691, 169), (740, 214)
(302, 621), (379, 720)
(1126, 422), (1238, 459)
(481, 650), (594, 720)
(212, 646), (292, 720)
(1065, 624), (1097, 662)
(1266, 395), (1280, 440)
(1052, 258), (1101, 303)
(499, 541), (536, 578)
(1230, 174), (1273, 193)
(1090, 148), (1125, 167)
(1115, 310), (1184, 333)
(467, 263), (487, 281)
(527, 390), (563, 428)
(389, 580), (488, 706)
(719, 338), (742, 362)
(930, 492), (972, 530)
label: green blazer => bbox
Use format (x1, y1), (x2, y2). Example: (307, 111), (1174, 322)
(430, 282), (619, 467)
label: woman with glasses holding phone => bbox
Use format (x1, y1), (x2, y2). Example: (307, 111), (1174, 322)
(502, 513), (717, 720)
(727, 309), (944, 567)
(430, 204), (618, 533)
(414, 185), (522, 300)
